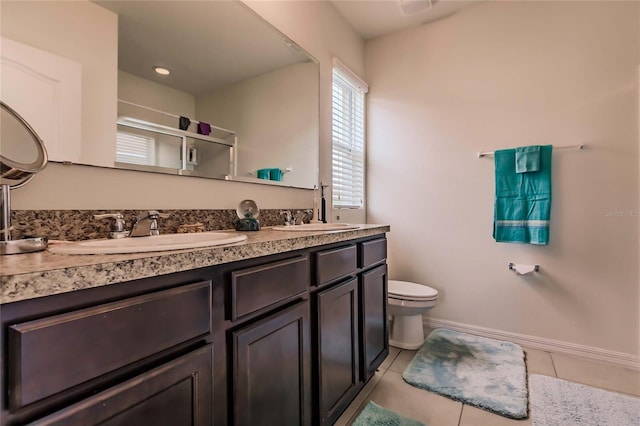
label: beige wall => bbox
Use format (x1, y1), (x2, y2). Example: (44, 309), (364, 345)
(118, 70), (196, 128)
(366, 1), (639, 355)
(244, 0), (367, 223)
(196, 62), (318, 188)
(6, 0), (364, 212)
(1, 0), (117, 168)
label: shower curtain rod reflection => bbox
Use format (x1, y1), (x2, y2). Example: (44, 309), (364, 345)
(477, 144), (584, 158)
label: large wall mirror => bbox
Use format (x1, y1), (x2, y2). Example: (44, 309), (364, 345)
(1, 0), (319, 189)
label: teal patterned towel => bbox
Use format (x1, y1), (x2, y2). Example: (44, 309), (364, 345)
(493, 145), (552, 245)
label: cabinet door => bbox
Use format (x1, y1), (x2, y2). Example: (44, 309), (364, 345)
(360, 264), (389, 381)
(232, 301), (311, 426)
(33, 345), (213, 426)
(316, 278), (360, 425)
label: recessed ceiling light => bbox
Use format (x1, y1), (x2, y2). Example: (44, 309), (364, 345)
(399, 0), (439, 16)
(153, 66), (171, 76)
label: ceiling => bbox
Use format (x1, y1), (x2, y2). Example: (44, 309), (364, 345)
(91, 0), (479, 94)
(93, 1), (311, 95)
(330, 0), (480, 40)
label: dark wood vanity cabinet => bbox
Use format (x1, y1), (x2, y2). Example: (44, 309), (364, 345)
(228, 254), (312, 426)
(0, 234), (388, 426)
(1, 278), (216, 426)
(358, 239), (389, 383)
(313, 237), (388, 425)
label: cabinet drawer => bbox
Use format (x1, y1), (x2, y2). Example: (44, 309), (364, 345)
(8, 281), (211, 410)
(231, 255), (309, 321)
(315, 245), (357, 286)
(32, 345), (213, 426)
(359, 238), (387, 269)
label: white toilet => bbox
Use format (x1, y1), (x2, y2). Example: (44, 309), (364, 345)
(388, 280), (439, 350)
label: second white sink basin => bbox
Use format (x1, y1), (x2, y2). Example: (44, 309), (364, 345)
(271, 223), (360, 232)
(49, 232), (247, 255)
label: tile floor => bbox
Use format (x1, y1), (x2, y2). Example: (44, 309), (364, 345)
(334, 339), (640, 426)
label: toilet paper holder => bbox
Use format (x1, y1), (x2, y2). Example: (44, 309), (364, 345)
(508, 263), (539, 273)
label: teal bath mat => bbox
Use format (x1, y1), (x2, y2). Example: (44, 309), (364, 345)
(530, 374), (640, 426)
(352, 401), (425, 426)
(402, 328), (528, 419)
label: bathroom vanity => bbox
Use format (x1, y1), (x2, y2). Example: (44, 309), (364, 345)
(0, 225), (389, 425)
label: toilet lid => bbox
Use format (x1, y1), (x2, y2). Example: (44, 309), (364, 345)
(388, 280), (438, 300)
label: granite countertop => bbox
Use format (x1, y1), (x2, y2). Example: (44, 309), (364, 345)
(0, 225), (389, 304)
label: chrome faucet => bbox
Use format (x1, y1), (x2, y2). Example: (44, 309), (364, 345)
(279, 210), (294, 226)
(294, 210), (313, 225)
(130, 211), (169, 237)
(94, 213), (129, 239)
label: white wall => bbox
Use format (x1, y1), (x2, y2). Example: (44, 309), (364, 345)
(367, 1), (639, 356)
(6, 0), (364, 211)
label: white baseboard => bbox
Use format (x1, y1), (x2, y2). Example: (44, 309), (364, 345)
(423, 317), (640, 371)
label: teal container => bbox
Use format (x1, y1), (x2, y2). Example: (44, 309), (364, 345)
(257, 169), (270, 180)
(269, 168), (283, 181)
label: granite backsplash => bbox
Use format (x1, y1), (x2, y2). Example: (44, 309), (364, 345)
(11, 209), (310, 241)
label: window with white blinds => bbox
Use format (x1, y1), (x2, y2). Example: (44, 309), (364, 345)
(116, 130), (156, 166)
(332, 59), (367, 209)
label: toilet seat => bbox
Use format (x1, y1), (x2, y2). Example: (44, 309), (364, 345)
(388, 280), (438, 301)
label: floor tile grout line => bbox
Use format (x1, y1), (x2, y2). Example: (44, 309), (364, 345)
(344, 347), (401, 424)
(345, 345), (637, 425)
(386, 348), (402, 370)
(345, 367), (390, 425)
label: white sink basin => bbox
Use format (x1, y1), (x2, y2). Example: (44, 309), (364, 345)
(48, 232), (247, 255)
(271, 223), (360, 232)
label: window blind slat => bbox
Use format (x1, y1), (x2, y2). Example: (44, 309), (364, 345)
(332, 62), (366, 209)
(116, 131), (156, 166)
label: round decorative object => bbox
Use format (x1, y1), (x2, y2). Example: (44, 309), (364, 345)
(236, 199), (259, 219)
(235, 200), (260, 231)
(1, 101), (49, 254)
(1, 101), (48, 183)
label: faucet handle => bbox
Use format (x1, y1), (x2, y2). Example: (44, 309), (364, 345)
(94, 212), (123, 220)
(294, 210), (310, 225)
(143, 211), (168, 236)
(303, 209), (313, 224)
(94, 213), (128, 239)
(140, 210), (170, 220)
(279, 210), (293, 226)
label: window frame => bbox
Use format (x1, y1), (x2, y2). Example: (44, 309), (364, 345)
(331, 58), (368, 210)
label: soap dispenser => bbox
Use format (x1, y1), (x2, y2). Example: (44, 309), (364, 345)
(309, 185), (321, 223)
(187, 144), (198, 165)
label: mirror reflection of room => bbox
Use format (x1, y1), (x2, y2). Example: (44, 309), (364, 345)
(0, 0), (319, 189)
(105, 0), (319, 188)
